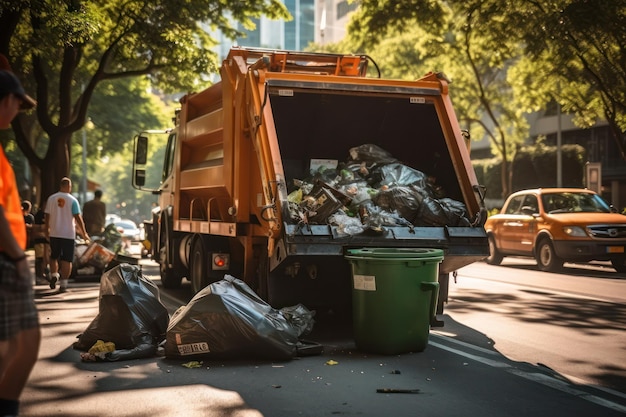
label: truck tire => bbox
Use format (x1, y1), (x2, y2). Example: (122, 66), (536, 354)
(535, 238), (563, 272)
(485, 235), (503, 265)
(159, 222), (183, 289)
(190, 236), (210, 294)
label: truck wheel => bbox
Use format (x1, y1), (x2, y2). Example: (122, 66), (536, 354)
(611, 258), (626, 273)
(485, 235), (503, 265)
(190, 236), (210, 294)
(535, 238), (563, 272)
(159, 226), (183, 289)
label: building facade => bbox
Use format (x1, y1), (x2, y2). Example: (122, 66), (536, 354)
(528, 111), (626, 209)
(211, 0), (356, 57)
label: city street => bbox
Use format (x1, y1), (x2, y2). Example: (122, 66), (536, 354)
(19, 252), (626, 417)
(447, 258), (626, 393)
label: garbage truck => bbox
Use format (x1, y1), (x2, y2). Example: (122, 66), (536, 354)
(132, 47), (489, 317)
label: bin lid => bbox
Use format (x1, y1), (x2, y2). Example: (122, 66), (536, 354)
(345, 248), (443, 261)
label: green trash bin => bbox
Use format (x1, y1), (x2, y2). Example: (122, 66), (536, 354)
(344, 248), (444, 355)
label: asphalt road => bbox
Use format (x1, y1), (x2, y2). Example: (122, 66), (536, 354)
(19, 254), (626, 417)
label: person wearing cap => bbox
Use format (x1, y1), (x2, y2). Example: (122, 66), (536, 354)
(0, 68), (40, 417)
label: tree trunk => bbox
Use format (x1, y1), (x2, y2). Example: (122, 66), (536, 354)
(500, 158), (509, 200)
(38, 131), (72, 204)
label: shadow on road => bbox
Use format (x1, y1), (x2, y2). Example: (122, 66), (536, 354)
(489, 259), (624, 280)
(446, 284), (626, 392)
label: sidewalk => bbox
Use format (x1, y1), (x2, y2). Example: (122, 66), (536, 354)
(20, 256), (626, 417)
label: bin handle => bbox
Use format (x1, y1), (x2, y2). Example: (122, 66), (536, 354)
(420, 281), (440, 327)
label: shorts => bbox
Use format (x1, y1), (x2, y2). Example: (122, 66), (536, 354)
(0, 253), (40, 341)
(50, 237), (76, 263)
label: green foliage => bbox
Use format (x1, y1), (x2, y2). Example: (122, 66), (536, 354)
(474, 143), (586, 208)
(84, 76), (172, 158)
(342, 0), (532, 197)
(346, 0), (626, 196)
(513, 0), (626, 137)
(511, 143), (585, 191)
(487, 207), (501, 217)
(472, 158), (502, 203)
(1, 0), (291, 202)
(68, 77), (175, 222)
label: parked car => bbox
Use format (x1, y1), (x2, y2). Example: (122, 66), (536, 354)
(112, 219), (143, 242)
(106, 213), (121, 224)
(484, 188), (626, 272)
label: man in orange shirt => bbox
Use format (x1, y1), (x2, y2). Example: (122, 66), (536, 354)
(0, 65), (40, 417)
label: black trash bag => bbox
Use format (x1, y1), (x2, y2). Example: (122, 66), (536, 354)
(371, 163), (428, 190)
(347, 143), (399, 166)
(364, 203), (414, 229)
(372, 185), (423, 224)
(165, 275), (315, 361)
(73, 264), (170, 361)
(415, 194), (471, 227)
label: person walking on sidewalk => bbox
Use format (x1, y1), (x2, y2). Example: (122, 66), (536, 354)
(0, 66), (41, 417)
(44, 177), (89, 292)
(32, 207), (51, 285)
(82, 189), (106, 236)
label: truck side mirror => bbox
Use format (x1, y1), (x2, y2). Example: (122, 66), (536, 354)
(135, 135), (148, 165)
(135, 169), (146, 187)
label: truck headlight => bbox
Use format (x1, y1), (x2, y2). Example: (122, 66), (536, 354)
(563, 226), (587, 237)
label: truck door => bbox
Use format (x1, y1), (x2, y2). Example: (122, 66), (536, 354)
(243, 71), (283, 245)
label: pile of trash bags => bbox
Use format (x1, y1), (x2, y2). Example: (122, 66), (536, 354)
(287, 144), (471, 235)
(75, 267), (318, 362)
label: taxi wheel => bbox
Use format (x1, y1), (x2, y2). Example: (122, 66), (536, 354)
(485, 235), (503, 265)
(536, 238), (563, 272)
(611, 258), (626, 273)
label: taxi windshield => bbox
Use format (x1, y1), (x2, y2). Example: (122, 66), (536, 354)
(541, 192), (611, 214)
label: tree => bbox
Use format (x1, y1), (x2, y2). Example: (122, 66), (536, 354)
(0, 0), (290, 203)
(347, 1), (527, 198)
(507, 0), (626, 156)
(70, 76), (174, 221)
(349, 0), (626, 195)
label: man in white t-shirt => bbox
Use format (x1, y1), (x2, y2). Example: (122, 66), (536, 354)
(44, 177), (89, 292)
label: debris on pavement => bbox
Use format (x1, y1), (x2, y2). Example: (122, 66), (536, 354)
(182, 361), (203, 369)
(376, 388), (421, 394)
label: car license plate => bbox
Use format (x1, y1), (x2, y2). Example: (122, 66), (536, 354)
(607, 246), (624, 253)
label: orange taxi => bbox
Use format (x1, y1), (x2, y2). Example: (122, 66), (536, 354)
(484, 188), (626, 272)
